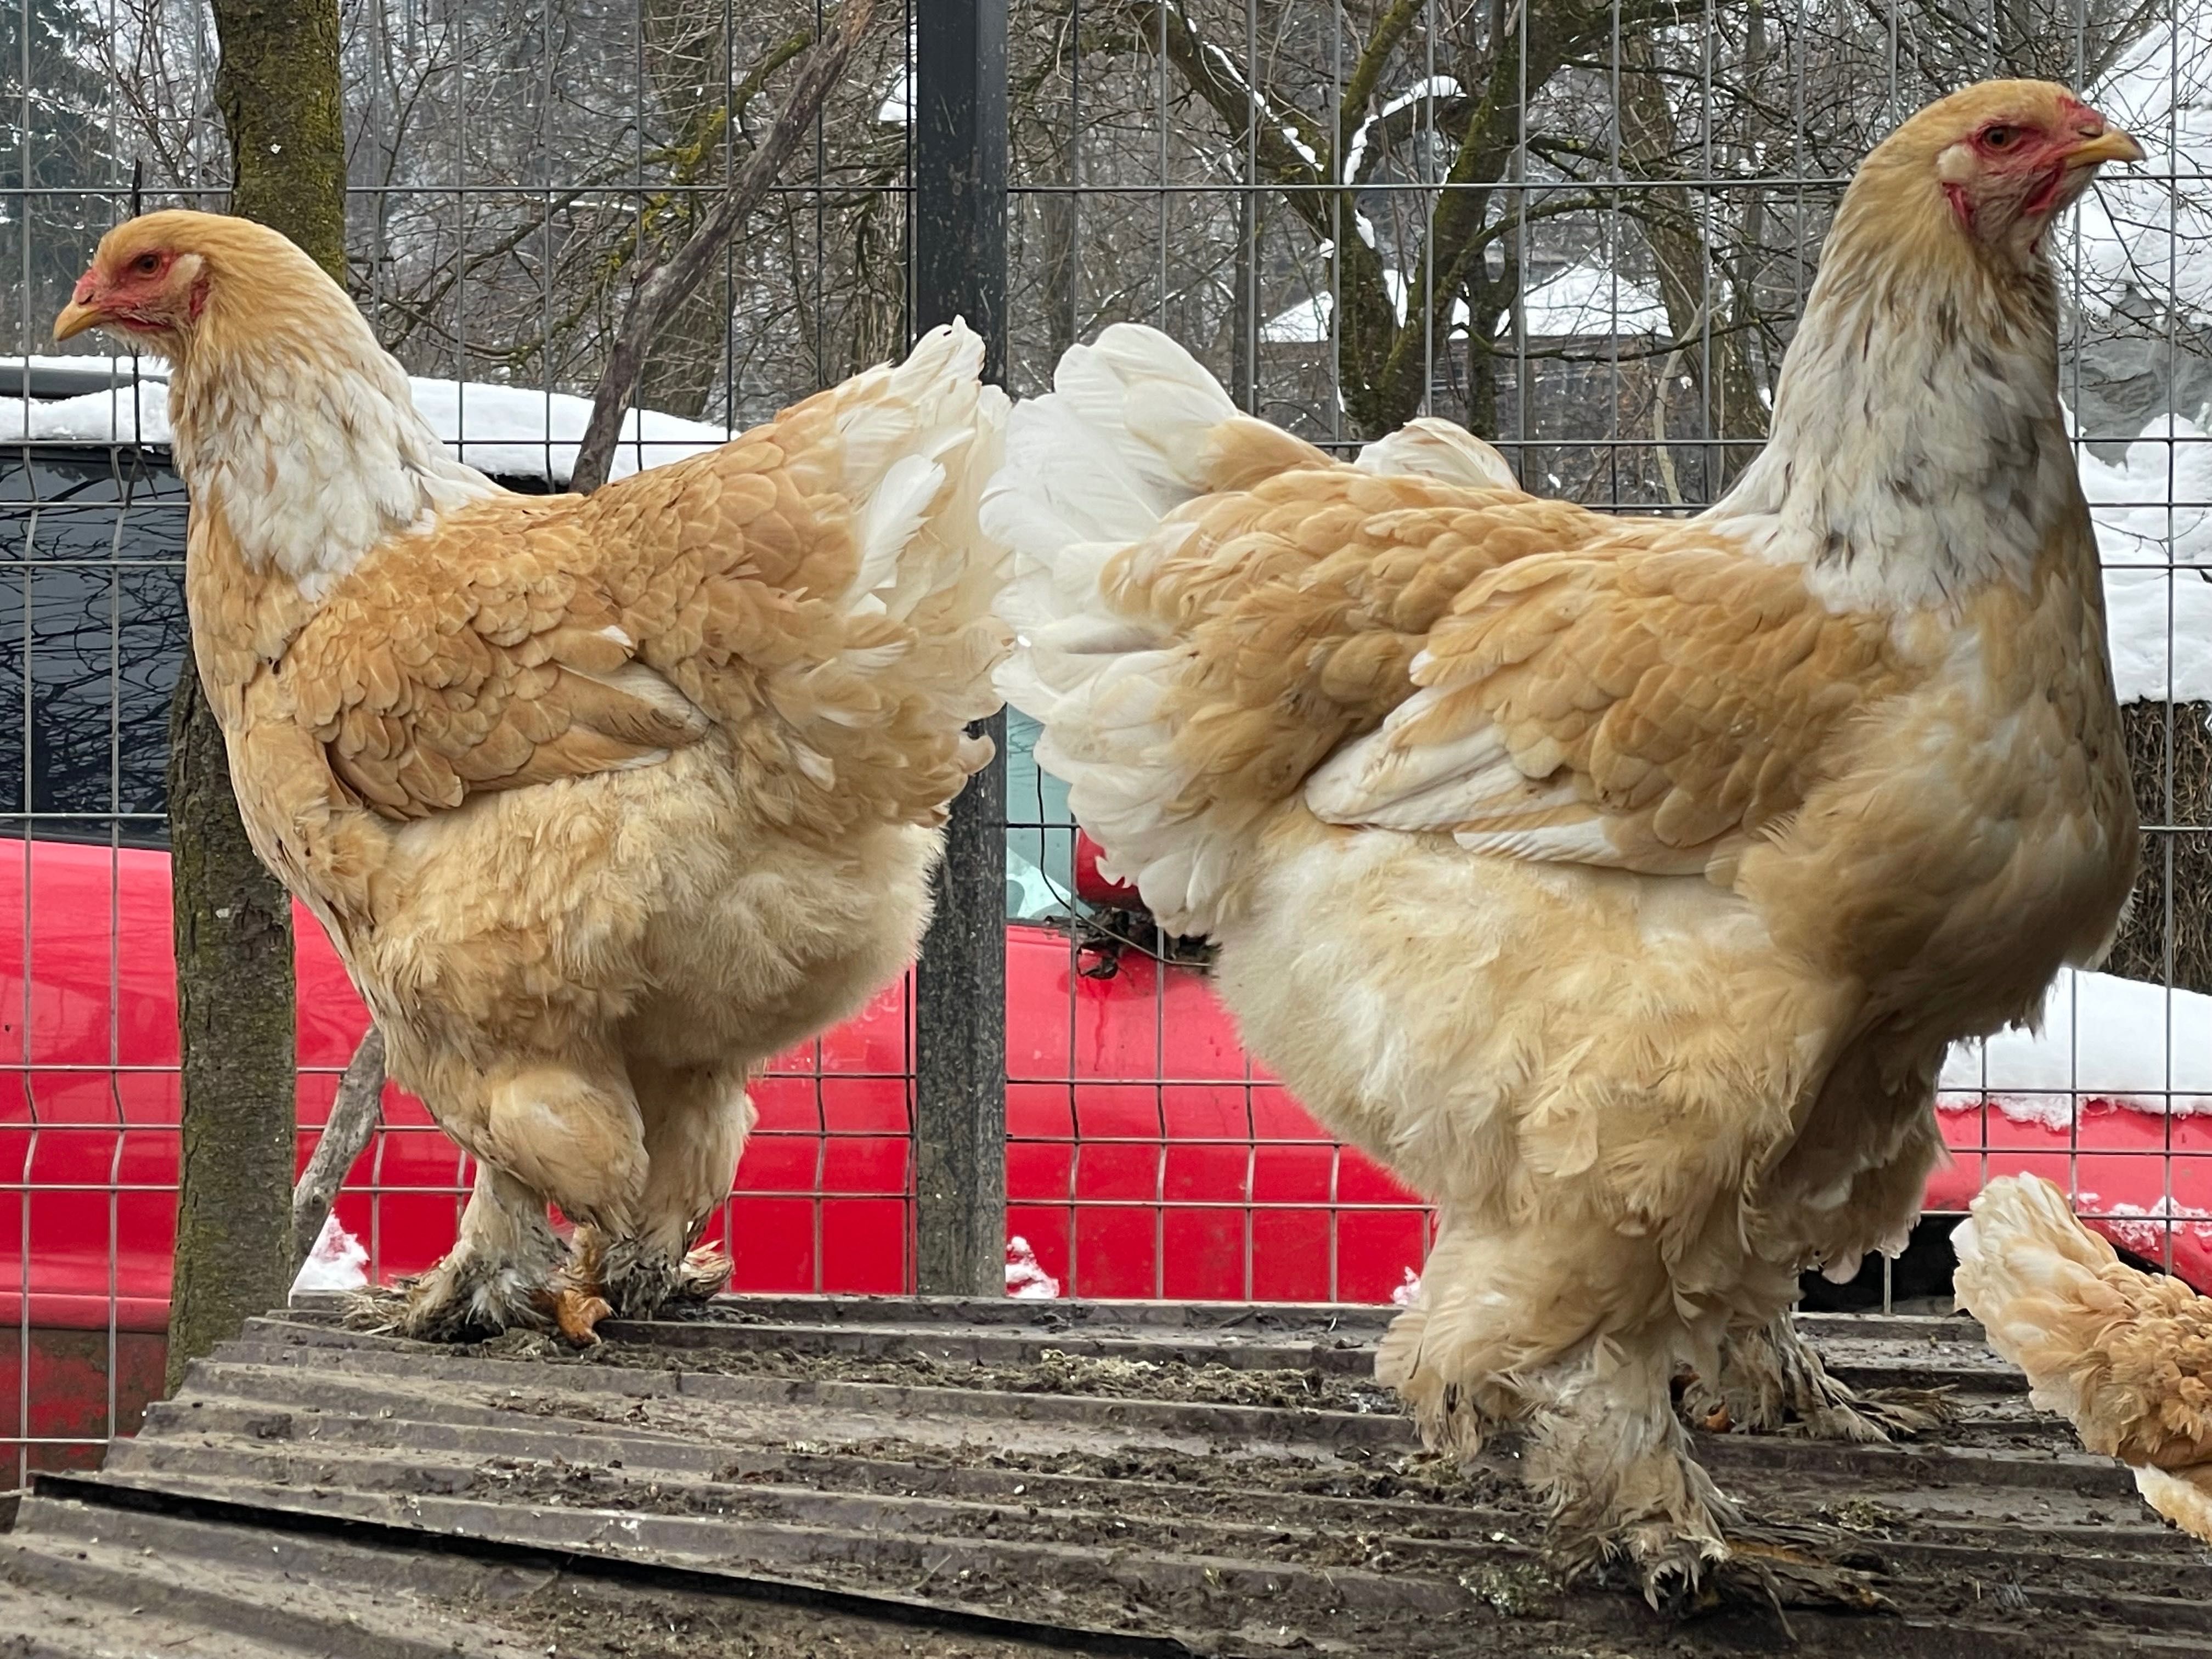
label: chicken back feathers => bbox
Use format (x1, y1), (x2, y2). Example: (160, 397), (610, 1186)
(256, 323), (1006, 839)
(1308, 542), (1911, 876)
(994, 325), (1613, 937)
(189, 313), (1012, 983)
(1955, 1175), (2212, 1541)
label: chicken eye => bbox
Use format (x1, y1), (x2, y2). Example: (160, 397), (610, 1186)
(1982, 125), (2016, 149)
(131, 252), (161, 275)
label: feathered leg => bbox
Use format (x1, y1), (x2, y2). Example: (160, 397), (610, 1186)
(1379, 1222), (1739, 1605)
(347, 1164), (564, 1340)
(1532, 1338), (1894, 1613)
(572, 1057), (752, 1321)
(1384, 1221), (1890, 1613)
(1528, 1340), (1742, 1605)
(1687, 1311), (1951, 1442)
(351, 1052), (647, 1341)
(1375, 1217), (1509, 1460)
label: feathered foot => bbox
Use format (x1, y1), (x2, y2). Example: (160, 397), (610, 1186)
(341, 1245), (554, 1341)
(1693, 1521), (1894, 1622)
(1688, 1313), (1953, 1443)
(1543, 1418), (1739, 1615)
(342, 1165), (566, 1342)
(674, 1243), (735, 1301)
(571, 1233), (733, 1322)
(1491, 1342), (1745, 1613)
(1556, 1503), (1892, 1618)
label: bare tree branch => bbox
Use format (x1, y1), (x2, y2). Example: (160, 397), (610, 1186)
(290, 1025), (386, 1273)
(1336, 0), (1427, 171)
(568, 0), (882, 495)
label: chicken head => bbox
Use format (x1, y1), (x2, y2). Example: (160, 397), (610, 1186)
(1859, 80), (2146, 272)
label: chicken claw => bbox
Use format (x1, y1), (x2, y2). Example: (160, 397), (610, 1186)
(1701, 1525), (1894, 1621)
(547, 1283), (613, 1345)
(580, 1234), (735, 1321)
(1577, 1520), (1891, 1621)
(339, 1257), (552, 1342)
(548, 1227), (614, 1344)
(1689, 1313), (1954, 1443)
(678, 1243), (735, 1298)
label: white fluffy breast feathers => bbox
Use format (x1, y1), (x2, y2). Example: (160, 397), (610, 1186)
(175, 340), (499, 598)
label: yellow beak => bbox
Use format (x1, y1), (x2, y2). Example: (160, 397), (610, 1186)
(52, 298), (104, 342)
(2067, 128), (2146, 167)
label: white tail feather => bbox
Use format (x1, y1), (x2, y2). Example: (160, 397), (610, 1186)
(985, 327), (1266, 935)
(1951, 1174), (2118, 1425)
(1355, 417), (1521, 492)
(830, 320), (1010, 723)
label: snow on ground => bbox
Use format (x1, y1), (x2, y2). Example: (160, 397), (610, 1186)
(2078, 415), (2212, 703)
(1006, 1234), (1060, 1299)
(1938, 968), (2212, 1130)
(1262, 259), (1667, 345)
(2079, 14), (2212, 321)
(1, 353), (151, 385)
(0, 370), (730, 486)
(291, 1212), (369, 1294)
(1514, 262), (1669, 338)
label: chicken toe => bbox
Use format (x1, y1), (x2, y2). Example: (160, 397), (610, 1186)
(676, 1243), (735, 1301)
(1690, 1312), (1952, 1443)
(1701, 1526), (1893, 1618)
(1525, 1347), (1745, 1607)
(546, 1282), (613, 1345)
(582, 1234), (731, 1320)
(575, 1062), (750, 1320)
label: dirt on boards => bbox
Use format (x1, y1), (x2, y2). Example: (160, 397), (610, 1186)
(0, 1294), (2202, 1657)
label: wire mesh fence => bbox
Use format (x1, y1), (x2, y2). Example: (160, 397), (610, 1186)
(1, 0), (2207, 1479)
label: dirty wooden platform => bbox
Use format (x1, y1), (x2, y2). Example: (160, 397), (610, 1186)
(0, 1295), (2204, 1656)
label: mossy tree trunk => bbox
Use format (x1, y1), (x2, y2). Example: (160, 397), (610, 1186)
(208, 0), (347, 275)
(163, 0), (344, 1395)
(1114, 0), (1677, 442)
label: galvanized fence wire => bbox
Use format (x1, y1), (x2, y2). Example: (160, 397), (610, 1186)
(0, 0), (2206, 1473)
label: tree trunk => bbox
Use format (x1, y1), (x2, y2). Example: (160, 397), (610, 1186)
(165, 0), (345, 1393)
(568, 0), (879, 496)
(163, 673), (298, 1392)
(208, 0), (347, 275)
(291, 1026), (387, 1269)
(633, 0), (734, 419)
(1618, 42), (1767, 498)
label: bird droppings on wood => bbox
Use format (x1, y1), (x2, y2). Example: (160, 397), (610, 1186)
(0, 1295), (2203, 1657)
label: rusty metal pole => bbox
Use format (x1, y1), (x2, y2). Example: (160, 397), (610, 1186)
(912, 0), (1008, 1298)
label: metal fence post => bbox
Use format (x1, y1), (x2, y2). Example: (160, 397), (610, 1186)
(913, 0), (1008, 1299)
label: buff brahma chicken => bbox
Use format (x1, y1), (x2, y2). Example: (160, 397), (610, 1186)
(989, 81), (2143, 1604)
(1955, 1175), (2212, 1544)
(56, 211), (1008, 1342)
